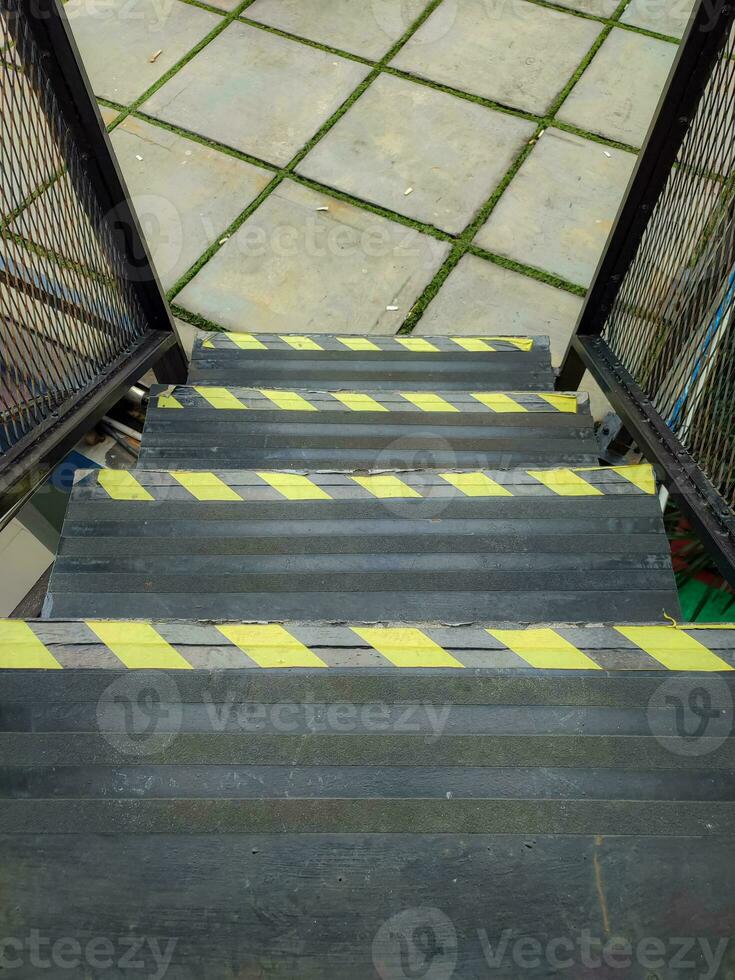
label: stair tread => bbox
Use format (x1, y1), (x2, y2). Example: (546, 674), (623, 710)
(188, 331), (555, 390)
(139, 384), (600, 470)
(44, 463), (680, 623)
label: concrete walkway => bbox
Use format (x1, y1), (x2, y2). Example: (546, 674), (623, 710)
(66, 0), (693, 365)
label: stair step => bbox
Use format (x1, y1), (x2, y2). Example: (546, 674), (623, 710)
(1, 626), (734, 973)
(44, 464), (679, 622)
(188, 331), (554, 390)
(139, 385), (599, 470)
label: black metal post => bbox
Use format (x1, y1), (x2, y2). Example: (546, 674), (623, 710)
(557, 0), (735, 391)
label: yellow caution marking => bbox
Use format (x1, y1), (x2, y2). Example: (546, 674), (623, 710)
(260, 389), (317, 411)
(256, 472), (331, 500)
(86, 622), (192, 669)
(487, 628), (601, 670)
(527, 468), (603, 496)
(331, 392), (388, 412)
(471, 393), (526, 413)
(351, 475), (422, 499)
(615, 626), (733, 672)
(337, 337), (380, 351)
(280, 335), (323, 351)
(202, 337), (214, 349)
(226, 332), (267, 349)
(352, 627), (463, 668)
(98, 470), (154, 501)
(500, 337), (534, 351)
(440, 472), (513, 497)
(170, 472), (242, 501)
(194, 386), (248, 410)
(217, 624), (327, 668)
(613, 464), (657, 495)
(452, 338), (496, 352)
(538, 393), (578, 412)
(395, 338), (439, 352)
(157, 394), (183, 409)
(0, 621), (62, 669)
(400, 392), (459, 412)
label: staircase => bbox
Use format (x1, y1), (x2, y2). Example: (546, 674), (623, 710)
(3, 330), (735, 978)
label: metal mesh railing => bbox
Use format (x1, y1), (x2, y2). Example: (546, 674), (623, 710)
(601, 21), (735, 510)
(0, 1), (150, 457)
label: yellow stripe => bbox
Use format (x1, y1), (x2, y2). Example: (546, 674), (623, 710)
(613, 464), (656, 494)
(98, 470), (154, 501)
(538, 393), (578, 412)
(440, 472), (512, 497)
(280, 335), (323, 351)
(257, 472), (331, 500)
(157, 394), (183, 409)
(400, 392), (458, 412)
(351, 475), (422, 499)
(487, 628), (601, 670)
(471, 393), (525, 413)
(452, 338), (496, 352)
(453, 337), (534, 351)
(195, 386), (248, 410)
(499, 337), (534, 351)
(352, 627), (463, 668)
(202, 338), (214, 349)
(615, 626), (733, 671)
(217, 624), (326, 667)
(226, 332), (267, 349)
(395, 338), (439, 352)
(337, 336), (380, 351)
(527, 468), (602, 496)
(331, 392), (388, 412)
(260, 389), (317, 411)
(0, 621), (62, 669)
(170, 472), (242, 501)
(86, 622), (192, 669)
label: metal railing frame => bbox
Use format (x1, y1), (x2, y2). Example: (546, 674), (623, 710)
(1, 0), (187, 520)
(558, 0), (735, 586)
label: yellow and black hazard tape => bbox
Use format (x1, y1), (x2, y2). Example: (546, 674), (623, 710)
(82, 464), (657, 502)
(154, 386), (580, 414)
(1, 620), (733, 670)
(197, 332), (538, 354)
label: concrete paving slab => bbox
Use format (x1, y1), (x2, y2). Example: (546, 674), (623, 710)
(621, 0), (697, 38)
(415, 253), (583, 364)
(552, 0), (618, 15)
(475, 129), (637, 287)
(176, 178), (450, 331)
(556, 28), (678, 146)
(245, 0), (428, 59)
(110, 116), (273, 288)
(205, 0), (241, 10)
(390, 0), (602, 114)
(141, 22), (370, 166)
(297, 73), (536, 234)
(65, 0), (219, 104)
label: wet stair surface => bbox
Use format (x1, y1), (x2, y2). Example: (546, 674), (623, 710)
(2, 331), (734, 979)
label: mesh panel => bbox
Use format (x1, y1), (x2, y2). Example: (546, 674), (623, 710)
(0, 2), (149, 457)
(603, 23), (735, 510)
